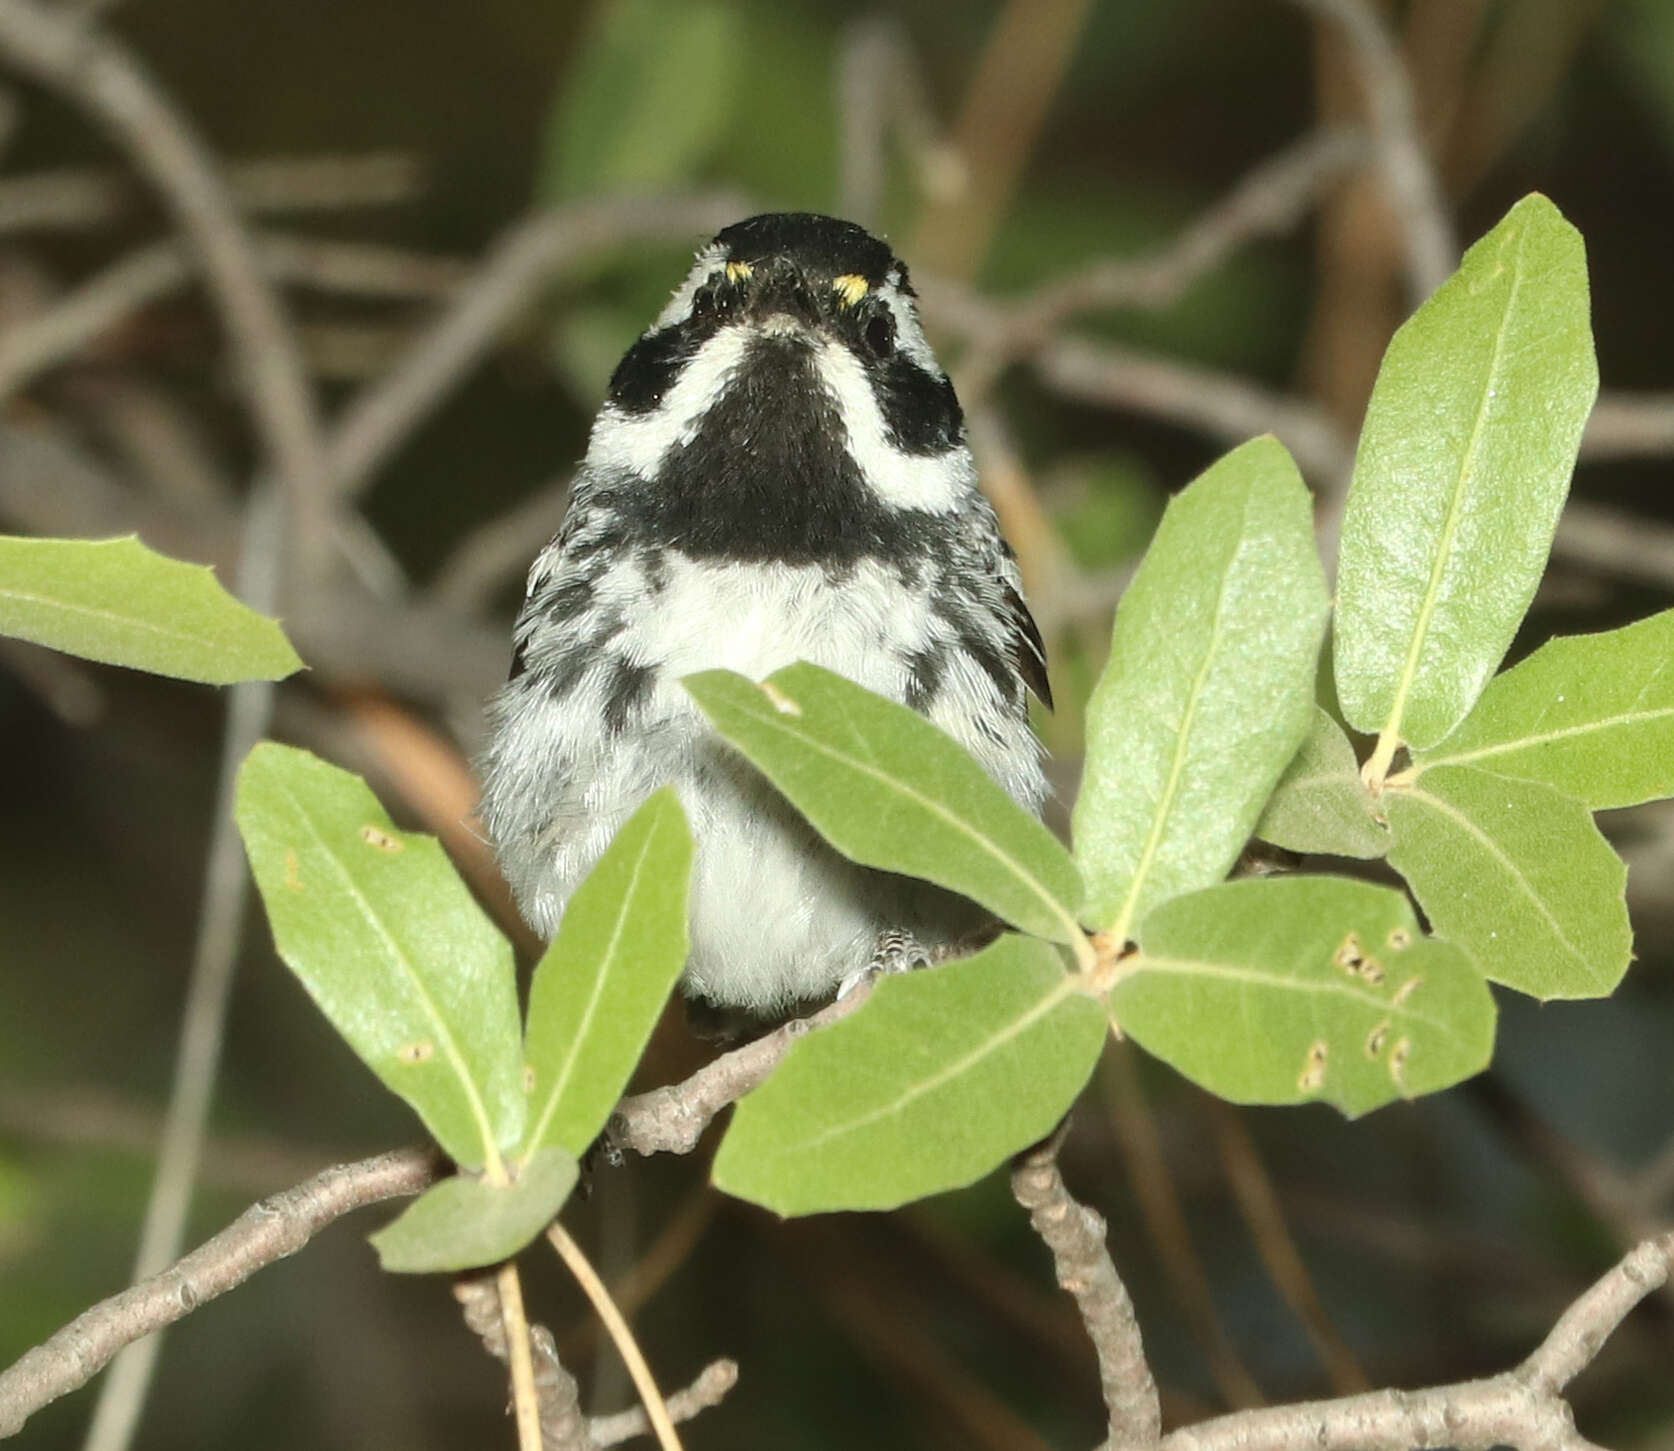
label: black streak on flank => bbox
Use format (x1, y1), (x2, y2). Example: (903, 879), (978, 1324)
(603, 659), (657, 733)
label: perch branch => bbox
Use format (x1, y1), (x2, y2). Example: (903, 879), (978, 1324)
(1011, 1128), (1161, 1450)
(610, 978), (875, 1157)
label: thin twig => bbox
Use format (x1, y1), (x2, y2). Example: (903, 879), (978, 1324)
(497, 1261), (546, 1451)
(0, 1148), (439, 1438)
(1101, 1050), (1265, 1410)
(589, 1360), (738, 1450)
(0, 0), (332, 569)
(1287, 0), (1455, 300)
(327, 191), (749, 501)
(547, 1222), (682, 1451)
(1011, 1127), (1161, 1450)
(454, 1270), (593, 1451)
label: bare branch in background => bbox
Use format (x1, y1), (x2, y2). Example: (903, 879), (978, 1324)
(1011, 1128), (1162, 1451)
(835, 15), (961, 228)
(81, 485), (288, 1451)
(1031, 334), (1354, 485)
(0, 0), (332, 567)
(0, 151), (425, 234)
(327, 191), (749, 501)
(1288, 0), (1456, 300)
(937, 127), (1370, 403)
(430, 475), (573, 616)
(0, 1148), (441, 1439)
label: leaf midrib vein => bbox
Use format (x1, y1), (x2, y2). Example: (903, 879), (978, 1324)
(275, 778), (503, 1160)
(1381, 230), (1530, 746)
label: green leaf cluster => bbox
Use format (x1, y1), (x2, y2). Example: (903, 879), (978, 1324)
(236, 758), (694, 1272)
(675, 192), (1660, 1214)
(38, 189), (1654, 1244)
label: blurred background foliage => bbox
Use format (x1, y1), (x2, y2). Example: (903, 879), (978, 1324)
(4, 0), (1674, 1447)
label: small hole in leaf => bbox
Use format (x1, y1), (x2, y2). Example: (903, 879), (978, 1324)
(396, 1041), (435, 1065)
(1298, 1040), (1329, 1092)
(360, 824), (403, 853)
(1334, 933), (1363, 973)
(1365, 1021), (1390, 1059)
(1387, 927), (1412, 951)
(1389, 1038), (1412, 1086)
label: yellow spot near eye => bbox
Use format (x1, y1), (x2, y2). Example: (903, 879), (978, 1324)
(725, 260), (753, 283)
(833, 273), (869, 308)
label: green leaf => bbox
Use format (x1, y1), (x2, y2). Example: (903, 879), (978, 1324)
(537, 0), (739, 201)
(236, 744), (526, 1169)
(1385, 764), (1631, 1000)
(1124, 876), (1494, 1116)
(1071, 436), (1329, 940)
(712, 936), (1106, 1215)
(1334, 195), (1598, 755)
(520, 789), (692, 1162)
(1414, 610), (1674, 809)
(0, 534), (302, 684)
(1255, 706), (1390, 858)
(684, 663), (1085, 946)
(370, 1147), (577, 1274)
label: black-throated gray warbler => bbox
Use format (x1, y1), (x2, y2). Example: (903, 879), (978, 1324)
(480, 213), (1049, 1014)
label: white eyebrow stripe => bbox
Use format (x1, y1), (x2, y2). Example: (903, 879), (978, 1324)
(584, 325), (752, 478)
(813, 337), (971, 513)
(654, 242), (729, 330)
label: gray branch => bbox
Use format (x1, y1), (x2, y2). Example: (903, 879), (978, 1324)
(1011, 1132), (1161, 1451)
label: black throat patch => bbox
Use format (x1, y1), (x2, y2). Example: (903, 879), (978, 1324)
(604, 333), (946, 571)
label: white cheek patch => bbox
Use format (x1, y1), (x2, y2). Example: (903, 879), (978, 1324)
(877, 273), (940, 376)
(585, 325), (751, 478)
(814, 337), (973, 514)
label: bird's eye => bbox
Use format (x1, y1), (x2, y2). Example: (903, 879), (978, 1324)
(863, 311), (896, 360)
